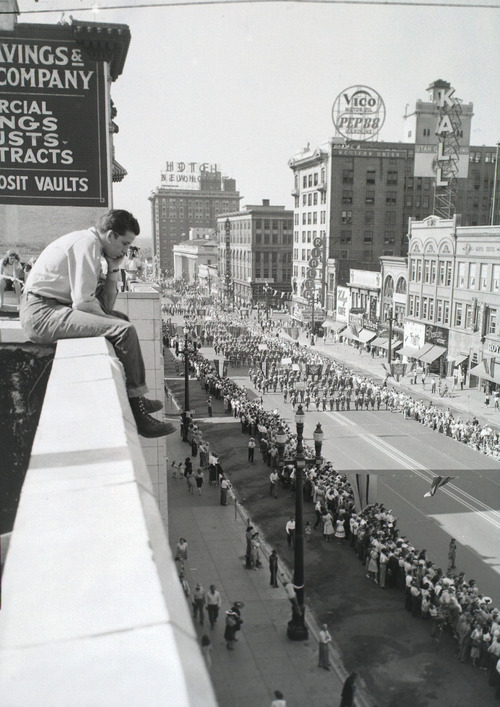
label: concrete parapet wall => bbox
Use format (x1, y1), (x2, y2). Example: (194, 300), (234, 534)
(0, 335), (215, 706)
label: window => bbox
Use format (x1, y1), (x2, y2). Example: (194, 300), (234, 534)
(364, 231), (373, 244)
(366, 191), (375, 204)
(414, 297), (420, 317)
(445, 262), (452, 287)
(308, 193), (312, 206)
(387, 170), (398, 185)
(408, 295), (414, 316)
(365, 211), (374, 225)
(468, 263), (477, 289)
(385, 212), (396, 225)
(428, 299), (434, 320)
(465, 304), (473, 329)
(443, 301), (450, 324)
(416, 260), (422, 282)
(456, 262), (465, 288)
(455, 302), (463, 327)
(386, 192), (397, 205)
(410, 259), (416, 281)
(424, 260), (430, 283)
(492, 264), (500, 292)
(341, 211), (352, 224)
(406, 177), (414, 191)
(343, 170), (354, 184)
(430, 260), (437, 284)
(488, 308), (497, 335)
(308, 174), (313, 187)
(314, 172), (318, 186)
(302, 175), (307, 188)
(396, 277), (406, 294)
(366, 170), (376, 184)
(384, 232), (395, 245)
(340, 231), (352, 244)
(436, 300), (443, 322)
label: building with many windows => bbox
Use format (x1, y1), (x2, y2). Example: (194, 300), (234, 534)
(216, 200), (293, 309)
(149, 168), (240, 275)
(289, 81), (499, 325)
(403, 215), (500, 387)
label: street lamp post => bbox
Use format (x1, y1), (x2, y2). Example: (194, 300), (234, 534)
(313, 422), (324, 468)
(287, 404), (309, 641)
(387, 305), (394, 365)
(181, 326), (200, 442)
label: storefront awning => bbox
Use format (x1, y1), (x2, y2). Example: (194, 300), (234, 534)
(447, 353), (468, 365)
(398, 345), (420, 358)
(380, 338), (402, 351)
(321, 319), (346, 332)
(413, 343), (434, 360)
(342, 326), (360, 341)
(418, 344), (447, 364)
(357, 329), (377, 343)
(470, 360), (500, 384)
(370, 336), (389, 348)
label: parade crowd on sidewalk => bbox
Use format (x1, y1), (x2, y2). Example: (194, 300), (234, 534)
(166, 303), (500, 700)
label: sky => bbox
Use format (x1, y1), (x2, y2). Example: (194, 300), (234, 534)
(16, 0), (500, 240)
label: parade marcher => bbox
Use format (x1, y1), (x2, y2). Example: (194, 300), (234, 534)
(269, 469), (279, 498)
(269, 549), (279, 587)
(19, 210), (171, 438)
(224, 602), (243, 650)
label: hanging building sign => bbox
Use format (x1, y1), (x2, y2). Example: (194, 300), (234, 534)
(0, 25), (110, 207)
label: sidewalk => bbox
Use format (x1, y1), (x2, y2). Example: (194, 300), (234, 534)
(165, 415), (363, 707)
(290, 331), (500, 431)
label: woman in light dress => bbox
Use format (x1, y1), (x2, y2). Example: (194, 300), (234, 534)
(322, 511), (334, 542)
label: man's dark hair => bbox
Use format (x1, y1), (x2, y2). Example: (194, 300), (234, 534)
(98, 209), (140, 236)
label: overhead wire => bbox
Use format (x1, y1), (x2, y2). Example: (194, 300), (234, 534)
(4, 0), (500, 15)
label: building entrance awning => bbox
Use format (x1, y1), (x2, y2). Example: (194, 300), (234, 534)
(419, 344), (447, 364)
(470, 360), (500, 384)
(380, 338), (402, 351)
(357, 329), (377, 343)
(322, 319), (346, 333)
(370, 336), (388, 348)
(342, 326), (360, 341)
(447, 353), (468, 366)
(398, 345), (420, 358)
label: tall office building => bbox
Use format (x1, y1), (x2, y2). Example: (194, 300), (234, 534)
(289, 81), (499, 322)
(149, 163), (241, 274)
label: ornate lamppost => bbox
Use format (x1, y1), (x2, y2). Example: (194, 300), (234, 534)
(313, 422), (324, 468)
(180, 325), (201, 442)
(287, 403), (309, 641)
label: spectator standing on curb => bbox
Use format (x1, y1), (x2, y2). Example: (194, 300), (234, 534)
(286, 516), (296, 547)
(269, 549), (279, 587)
(269, 469), (279, 497)
(205, 585), (222, 629)
(192, 583), (206, 626)
(248, 437), (256, 462)
(220, 475), (231, 506)
(448, 538), (457, 570)
(175, 537), (188, 561)
(340, 673), (357, 707)
(318, 624), (332, 670)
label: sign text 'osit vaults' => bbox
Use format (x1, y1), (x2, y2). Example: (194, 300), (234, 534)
(0, 25), (109, 207)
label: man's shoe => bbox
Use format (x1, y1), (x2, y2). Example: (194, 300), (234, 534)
(140, 397), (163, 414)
(130, 397), (174, 438)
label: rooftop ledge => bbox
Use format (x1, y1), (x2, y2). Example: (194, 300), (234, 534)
(0, 334), (215, 706)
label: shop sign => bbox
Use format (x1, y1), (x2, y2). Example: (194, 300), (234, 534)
(0, 27), (109, 206)
(332, 85), (385, 141)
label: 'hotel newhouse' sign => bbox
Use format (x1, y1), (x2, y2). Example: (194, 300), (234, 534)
(0, 25), (109, 207)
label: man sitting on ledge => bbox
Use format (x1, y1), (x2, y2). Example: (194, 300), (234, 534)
(20, 209), (171, 438)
